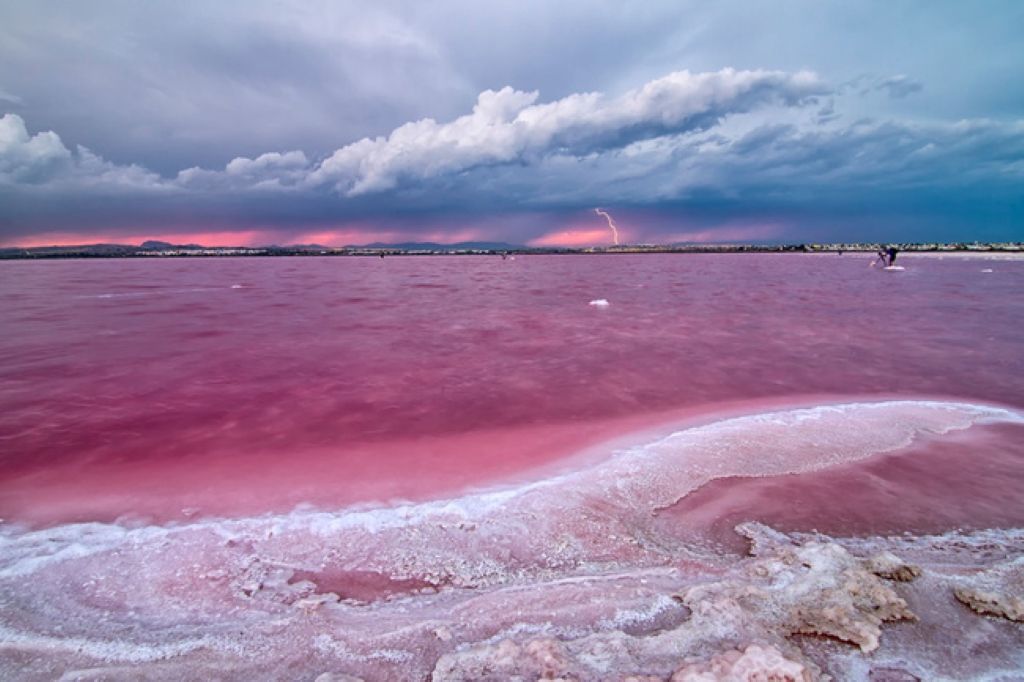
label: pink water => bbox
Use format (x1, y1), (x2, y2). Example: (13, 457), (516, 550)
(1, 253), (1023, 680)
(2, 253), (1022, 525)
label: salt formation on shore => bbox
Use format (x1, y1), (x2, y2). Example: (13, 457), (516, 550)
(953, 557), (1024, 622)
(684, 523), (916, 653)
(669, 645), (813, 682)
(431, 523), (919, 680)
(863, 552), (921, 583)
(3, 520), (1023, 680)
(1, 400), (1022, 680)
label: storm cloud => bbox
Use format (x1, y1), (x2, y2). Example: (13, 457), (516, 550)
(1, 0), (1022, 246)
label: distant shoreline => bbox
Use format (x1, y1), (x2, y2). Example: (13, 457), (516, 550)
(1, 242), (1022, 260)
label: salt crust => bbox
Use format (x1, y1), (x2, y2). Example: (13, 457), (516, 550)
(863, 552), (921, 582)
(684, 523), (916, 654)
(431, 524), (920, 680)
(4, 522), (1021, 680)
(953, 557), (1024, 622)
(2, 400), (1022, 680)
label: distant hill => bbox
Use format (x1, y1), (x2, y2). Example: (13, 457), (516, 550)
(271, 243), (328, 250)
(140, 240), (204, 250)
(356, 241), (524, 251)
(0, 243), (142, 255)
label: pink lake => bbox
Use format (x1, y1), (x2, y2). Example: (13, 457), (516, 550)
(1, 253), (1022, 680)
(2, 252), (1022, 526)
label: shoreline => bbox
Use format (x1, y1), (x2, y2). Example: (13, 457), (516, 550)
(3, 393), (1018, 532)
(3, 397), (1023, 680)
(2, 243), (1023, 260)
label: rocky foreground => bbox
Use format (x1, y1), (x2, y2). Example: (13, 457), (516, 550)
(3, 519), (1022, 681)
(3, 401), (1022, 680)
(422, 523), (1023, 681)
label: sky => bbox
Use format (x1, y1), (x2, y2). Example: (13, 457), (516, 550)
(0, 0), (1022, 248)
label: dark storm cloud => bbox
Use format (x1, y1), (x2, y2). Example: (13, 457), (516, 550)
(0, 1), (474, 173)
(0, 0), (1023, 245)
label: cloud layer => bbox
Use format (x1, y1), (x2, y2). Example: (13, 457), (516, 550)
(1, 68), (831, 199)
(309, 69), (826, 195)
(1, 0), (1023, 249)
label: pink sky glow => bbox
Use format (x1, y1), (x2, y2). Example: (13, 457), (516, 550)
(0, 219), (785, 250)
(528, 228), (618, 248)
(0, 226), (488, 249)
(0, 230), (270, 249)
(528, 213), (628, 247)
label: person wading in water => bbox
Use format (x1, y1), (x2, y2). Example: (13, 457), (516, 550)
(886, 245), (899, 266)
(875, 244), (900, 267)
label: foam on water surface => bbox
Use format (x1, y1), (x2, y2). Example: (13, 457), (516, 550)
(2, 399), (1023, 680)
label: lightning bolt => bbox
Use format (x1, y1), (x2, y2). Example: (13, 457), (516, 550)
(594, 208), (620, 245)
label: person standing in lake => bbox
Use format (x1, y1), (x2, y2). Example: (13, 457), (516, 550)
(875, 245), (899, 267)
(886, 245), (899, 266)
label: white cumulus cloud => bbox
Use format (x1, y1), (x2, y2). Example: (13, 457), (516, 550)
(177, 150), (311, 190)
(0, 113), (72, 182)
(307, 68), (828, 195)
(0, 113), (163, 188)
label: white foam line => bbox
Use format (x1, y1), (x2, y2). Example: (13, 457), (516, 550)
(656, 400), (1018, 461)
(75, 287), (234, 299)
(632, 400), (1022, 453)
